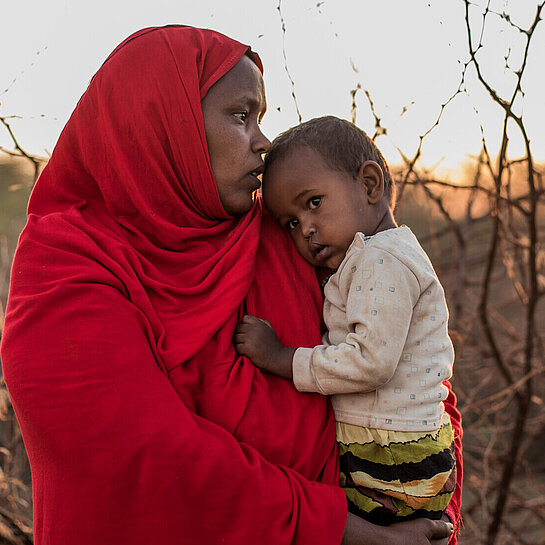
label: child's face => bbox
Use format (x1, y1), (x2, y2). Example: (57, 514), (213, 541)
(263, 146), (385, 269)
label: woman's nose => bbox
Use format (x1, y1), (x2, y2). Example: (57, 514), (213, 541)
(252, 126), (271, 155)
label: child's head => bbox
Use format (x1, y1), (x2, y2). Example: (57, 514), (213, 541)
(262, 116), (397, 269)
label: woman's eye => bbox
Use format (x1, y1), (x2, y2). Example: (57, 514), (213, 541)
(309, 196), (321, 208)
(234, 111), (248, 121)
(287, 219), (299, 230)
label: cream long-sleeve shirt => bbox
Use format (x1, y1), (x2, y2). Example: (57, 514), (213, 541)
(293, 226), (454, 432)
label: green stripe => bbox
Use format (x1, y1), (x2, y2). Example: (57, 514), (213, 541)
(344, 487), (383, 514)
(415, 491), (452, 512)
(338, 423), (454, 466)
(343, 486), (453, 517)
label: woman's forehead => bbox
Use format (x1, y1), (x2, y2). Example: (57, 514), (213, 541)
(205, 56), (266, 107)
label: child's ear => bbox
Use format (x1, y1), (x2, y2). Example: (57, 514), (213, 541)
(357, 161), (384, 204)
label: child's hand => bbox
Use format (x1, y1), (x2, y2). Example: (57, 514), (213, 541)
(235, 315), (295, 380)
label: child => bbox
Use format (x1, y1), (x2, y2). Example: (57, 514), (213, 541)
(235, 116), (456, 526)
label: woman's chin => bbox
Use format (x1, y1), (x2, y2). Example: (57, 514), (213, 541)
(223, 195), (256, 216)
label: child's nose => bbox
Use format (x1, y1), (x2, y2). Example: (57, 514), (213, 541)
(301, 222), (316, 238)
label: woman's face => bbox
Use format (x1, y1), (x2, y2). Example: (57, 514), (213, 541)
(202, 55), (270, 215)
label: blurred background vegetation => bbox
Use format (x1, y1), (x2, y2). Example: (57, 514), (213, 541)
(0, 158), (35, 543)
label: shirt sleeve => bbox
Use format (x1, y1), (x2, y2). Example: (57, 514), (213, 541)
(293, 245), (421, 395)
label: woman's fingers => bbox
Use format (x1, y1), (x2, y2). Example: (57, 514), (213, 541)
(385, 517), (453, 545)
(429, 514), (454, 544)
(426, 519), (453, 540)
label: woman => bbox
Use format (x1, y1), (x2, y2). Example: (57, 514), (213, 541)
(0, 26), (461, 544)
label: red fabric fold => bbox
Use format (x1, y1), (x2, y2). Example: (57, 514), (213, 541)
(444, 381), (463, 543)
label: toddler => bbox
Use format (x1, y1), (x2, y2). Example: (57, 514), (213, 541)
(235, 116), (456, 525)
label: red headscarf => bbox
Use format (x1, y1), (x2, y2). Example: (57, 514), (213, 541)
(1, 26), (347, 544)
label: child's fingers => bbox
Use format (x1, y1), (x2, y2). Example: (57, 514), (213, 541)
(234, 340), (248, 357)
(236, 318), (257, 333)
(235, 323), (254, 337)
(241, 314), (258, 324)
(242, 315), (272, 328)
(234, 330), (257, 346)
(235, 320), (250, 333)
(234, 330), (250, 344)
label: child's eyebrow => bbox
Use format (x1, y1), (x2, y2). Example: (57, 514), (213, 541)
(294, 188), (314, 201)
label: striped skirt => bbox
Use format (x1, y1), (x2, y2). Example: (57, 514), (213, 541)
(337, 411), (456, 525)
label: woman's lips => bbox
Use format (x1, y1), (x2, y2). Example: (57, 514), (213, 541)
(247, 173), (262, 191)
(247, 165), (264, 191)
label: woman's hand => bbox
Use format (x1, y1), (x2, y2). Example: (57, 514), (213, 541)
(430, 513), (455, 545)
(235, 315), (296, 379)
(341, 512), (453, 545)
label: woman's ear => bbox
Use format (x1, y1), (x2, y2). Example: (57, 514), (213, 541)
(357, 161), (384, 204)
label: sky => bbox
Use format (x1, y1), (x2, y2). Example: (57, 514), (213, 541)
(1, 0), (544, 177)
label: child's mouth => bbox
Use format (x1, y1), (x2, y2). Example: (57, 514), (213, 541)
(311, 243), (329, 262)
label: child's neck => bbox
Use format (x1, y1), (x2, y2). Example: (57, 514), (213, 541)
(371, 207), (397, 236)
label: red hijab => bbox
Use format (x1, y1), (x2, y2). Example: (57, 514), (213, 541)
(1, 26), (347, 544)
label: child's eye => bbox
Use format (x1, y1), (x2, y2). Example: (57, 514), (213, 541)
(287, 219), (299, 230)
(308, 196), (321, 209)
(234, 111), (249, 122)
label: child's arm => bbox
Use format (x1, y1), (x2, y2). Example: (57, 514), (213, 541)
(293, 247), (422, 395)
(235, 315), (296, 379)
(236, 247), (420, 391)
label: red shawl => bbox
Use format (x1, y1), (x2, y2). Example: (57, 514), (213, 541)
(1, 25), (461, 544)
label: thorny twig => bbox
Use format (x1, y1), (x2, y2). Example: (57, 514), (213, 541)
(276, 0), (303, 123)
(0, 114), (45, 185)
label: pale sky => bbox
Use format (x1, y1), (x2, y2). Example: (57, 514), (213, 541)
(1, 0), (544, 176)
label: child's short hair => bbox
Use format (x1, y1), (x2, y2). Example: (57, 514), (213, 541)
(264, 116), (396, 206)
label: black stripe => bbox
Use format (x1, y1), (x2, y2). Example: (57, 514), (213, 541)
(346, 496), (445, 525)
(339, 445), (455, 483)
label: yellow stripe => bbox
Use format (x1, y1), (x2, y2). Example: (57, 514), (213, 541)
(348, 469), (453, 508)
(337, 419), (454, 465)
(344, 485), (453, 515)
